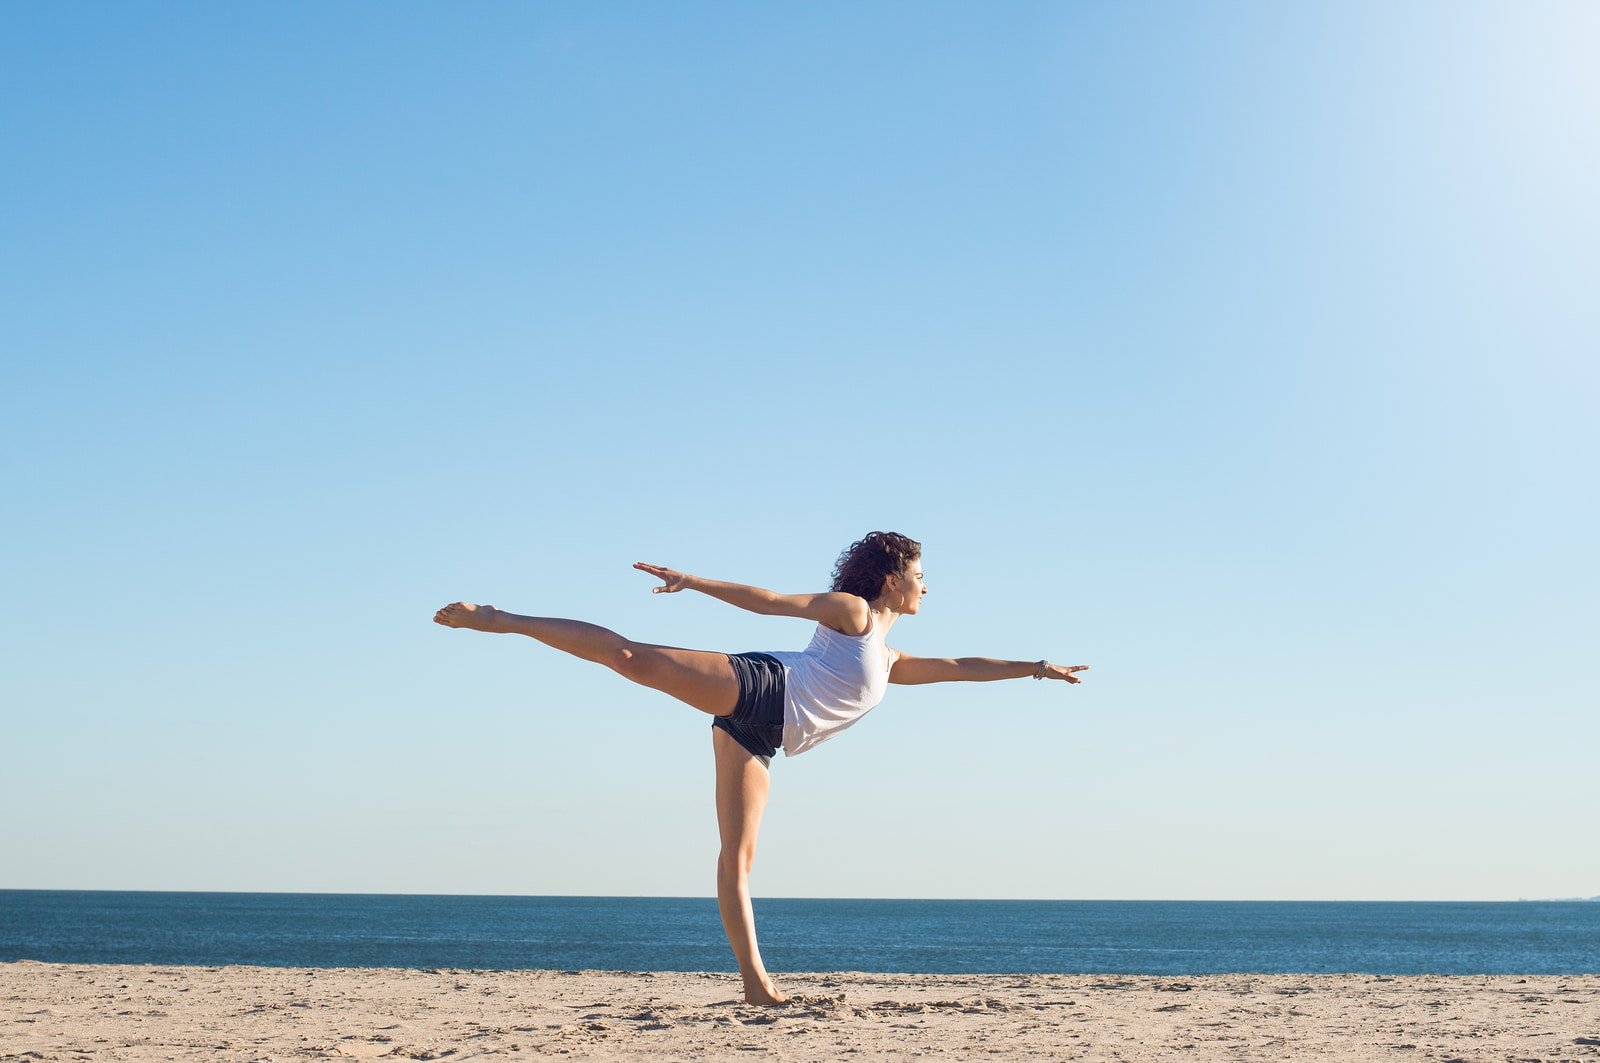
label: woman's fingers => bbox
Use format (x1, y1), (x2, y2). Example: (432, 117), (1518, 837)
(639, 562), (685, 593)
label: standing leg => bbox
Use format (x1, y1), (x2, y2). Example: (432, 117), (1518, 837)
(712, 726), (787, 1005)
(434, 601), (738, 716)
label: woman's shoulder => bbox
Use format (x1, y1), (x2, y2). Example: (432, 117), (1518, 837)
(816, 598), (874, 638)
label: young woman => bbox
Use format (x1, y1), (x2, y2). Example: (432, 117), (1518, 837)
(433, 531), (1087, 1004)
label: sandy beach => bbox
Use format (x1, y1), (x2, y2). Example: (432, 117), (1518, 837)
(4, 962), (1599, 1061)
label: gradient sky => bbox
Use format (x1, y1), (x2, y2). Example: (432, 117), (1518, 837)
(3, 2), (1596, 901)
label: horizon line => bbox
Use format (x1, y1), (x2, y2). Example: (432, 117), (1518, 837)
(3, 887), (1595, 904)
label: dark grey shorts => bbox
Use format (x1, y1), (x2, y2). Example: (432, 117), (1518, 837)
(712, 652), (786, 768)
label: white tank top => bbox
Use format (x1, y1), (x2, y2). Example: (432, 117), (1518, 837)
(767, 612), (896, 757)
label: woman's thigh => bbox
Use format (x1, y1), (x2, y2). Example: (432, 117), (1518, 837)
(713, 726), (771, 862)
(617, 641), (741, 717)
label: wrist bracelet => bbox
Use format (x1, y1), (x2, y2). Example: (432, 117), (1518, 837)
(1034, 659), (1047, 679)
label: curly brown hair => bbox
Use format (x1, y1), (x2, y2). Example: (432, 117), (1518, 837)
(830, 531), (922, 601)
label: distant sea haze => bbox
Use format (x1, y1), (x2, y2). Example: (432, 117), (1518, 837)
(4, 892), (1599, 975)
(1522, 896), (1600, 902)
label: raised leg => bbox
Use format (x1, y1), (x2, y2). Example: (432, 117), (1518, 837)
(433, 602), (739, 716)
(712, 726), (787, 1005)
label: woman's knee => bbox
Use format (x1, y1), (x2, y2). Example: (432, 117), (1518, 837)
(717, 846), (756, 880)
(606, 641), (647, 678)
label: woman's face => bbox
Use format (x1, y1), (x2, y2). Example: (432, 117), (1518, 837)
(891, 559), (927, 614)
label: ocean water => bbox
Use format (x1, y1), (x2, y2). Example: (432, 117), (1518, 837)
(2, 891), (1597, 975)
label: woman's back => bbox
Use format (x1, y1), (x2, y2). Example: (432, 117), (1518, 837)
(769, 613), (896, 756)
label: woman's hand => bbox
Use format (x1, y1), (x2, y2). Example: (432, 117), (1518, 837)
(1037, 662), (1090, 683)
(634, 562), (694, 594)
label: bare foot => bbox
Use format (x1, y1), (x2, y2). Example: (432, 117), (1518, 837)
(743, 981), (789, 1006)
(433, 602), (502, 631)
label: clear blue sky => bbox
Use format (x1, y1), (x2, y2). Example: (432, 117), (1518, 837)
(3, 2), (1595, 901)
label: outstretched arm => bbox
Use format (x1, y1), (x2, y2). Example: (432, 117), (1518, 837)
(889, 651), (1089, 685)
(633, 562), (868, 632)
